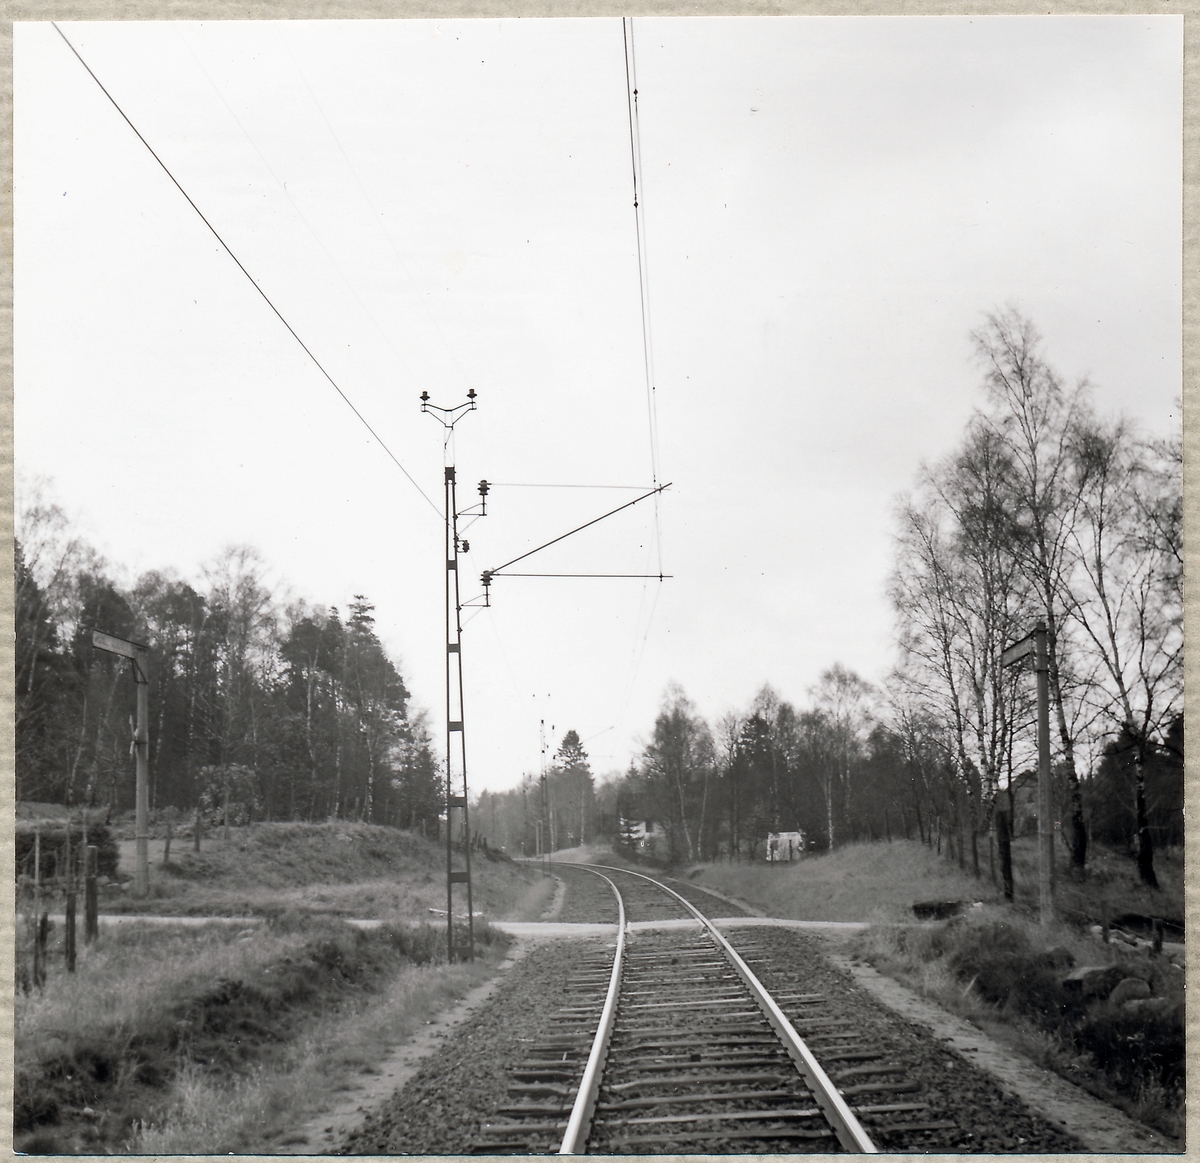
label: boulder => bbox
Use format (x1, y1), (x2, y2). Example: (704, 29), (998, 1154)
(1122, 996), (1174, 1017)
(1109, 977), (1151, 1005)
(1062, 964), (1125, 999)
(1040, 945), (1076, 971)
(1118, 959), (1153, 982)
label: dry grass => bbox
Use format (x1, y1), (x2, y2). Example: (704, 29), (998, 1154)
(17, 922), (308, 1069)
(677, 836), (1182, 930)
(1018, 840), (1185, 927)
(129, 955), (498, 1153)
(15, 915), (512, 1153)
(16, 820), (532, 1155)
(684, 838), (997, 922)
(849, 906), (1185, 1142)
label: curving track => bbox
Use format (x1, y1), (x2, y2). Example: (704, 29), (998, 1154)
(352, 860), (1084, 1155)
(475, 863), (882, 1154)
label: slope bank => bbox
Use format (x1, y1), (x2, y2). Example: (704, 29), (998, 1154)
(104, 820), (540, 921)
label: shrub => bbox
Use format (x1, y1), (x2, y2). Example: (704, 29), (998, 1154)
(945, 923), (1079, 1022)
(853, 906), (1185, 1139)
(16, 823), (120, 882)
(947, 919), (1032, 967)
(1073, 998), (1186, 1094)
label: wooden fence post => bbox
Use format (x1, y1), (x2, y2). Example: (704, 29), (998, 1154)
(65, 891), (77, 972)
(32, 830), (44, 986)
(34, 912), (48, 988)
(85, 845), (99, 944)
(996, 809), (1014, 902)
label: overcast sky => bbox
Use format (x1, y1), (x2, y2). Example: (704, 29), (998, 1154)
(15, 16), (1182, 793)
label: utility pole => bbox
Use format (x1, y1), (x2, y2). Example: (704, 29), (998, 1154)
(421, 388), (486, 961)
(540, 717), (550, 877)
(91, 630), (150, 897)
(1001, 621), (1054, 923)
(540, 714), (558, 870)
(1034, 622), (1055, 919)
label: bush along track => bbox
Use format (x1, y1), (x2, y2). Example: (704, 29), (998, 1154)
(15, 919), (506, 1154)
(730, 926), (1085, 1152)
(852, 911), (1185, 1142)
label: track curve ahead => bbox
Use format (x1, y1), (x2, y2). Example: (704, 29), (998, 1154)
(475, 863), (877, 1154)
(568, 865), (875, 1154)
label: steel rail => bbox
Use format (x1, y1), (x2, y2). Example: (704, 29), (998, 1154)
(584, 864), (879, 1154)
(558, 869), (627, 1155)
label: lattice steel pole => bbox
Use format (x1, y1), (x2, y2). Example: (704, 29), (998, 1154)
(422, 390), (480, 961)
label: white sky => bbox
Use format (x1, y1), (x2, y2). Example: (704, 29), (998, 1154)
(15, 16), (1182, 793)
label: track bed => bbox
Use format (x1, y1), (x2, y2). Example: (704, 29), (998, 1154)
(341, 862), (1084, 1154)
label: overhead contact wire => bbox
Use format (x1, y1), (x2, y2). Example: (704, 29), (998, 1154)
(623, 18), (665, 578)
(52, 22), (441, 520)
(623, 18), (660, 487)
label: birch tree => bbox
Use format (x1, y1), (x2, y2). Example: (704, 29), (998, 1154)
(973, 309), (1092, 866)
(1067, 421), (1182, 886)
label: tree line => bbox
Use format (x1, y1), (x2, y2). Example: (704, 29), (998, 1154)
(580, 312), (1182, 886)
(18, 312), (1181, 888)
(16, 487), (442, 833)
(891, 310), (1181, 886)
(473, 730), (597, 855)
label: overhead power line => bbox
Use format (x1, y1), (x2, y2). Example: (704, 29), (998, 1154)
(623, 16), (662, 494)
(487, 482), (654, 490)
(51, 22), (441, 520)
(496, 573), (673, 579)
(177, 27), (435, 415)
(484, 483), (671, 580)
(277, 27), (481, 403)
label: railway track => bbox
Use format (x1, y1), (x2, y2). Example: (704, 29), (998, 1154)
(473, 863), (963, 1153)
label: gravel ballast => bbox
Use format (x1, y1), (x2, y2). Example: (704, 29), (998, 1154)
(339, 870), (1090, 1154)
(727, 926), (1085, 1152)
(340, 938), (609, 1155)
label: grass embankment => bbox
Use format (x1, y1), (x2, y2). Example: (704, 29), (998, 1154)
(104, 819), (537, 921)
(1011, 840), (1184, 932)
(681, 837), (1183, 927)
(16, 916), (511, 1153)
(682, 838), (994, 921)
(17, 820), (552, 1154)
(681, 838), (1185, 1142)
(852, 908), (1184, 1140)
